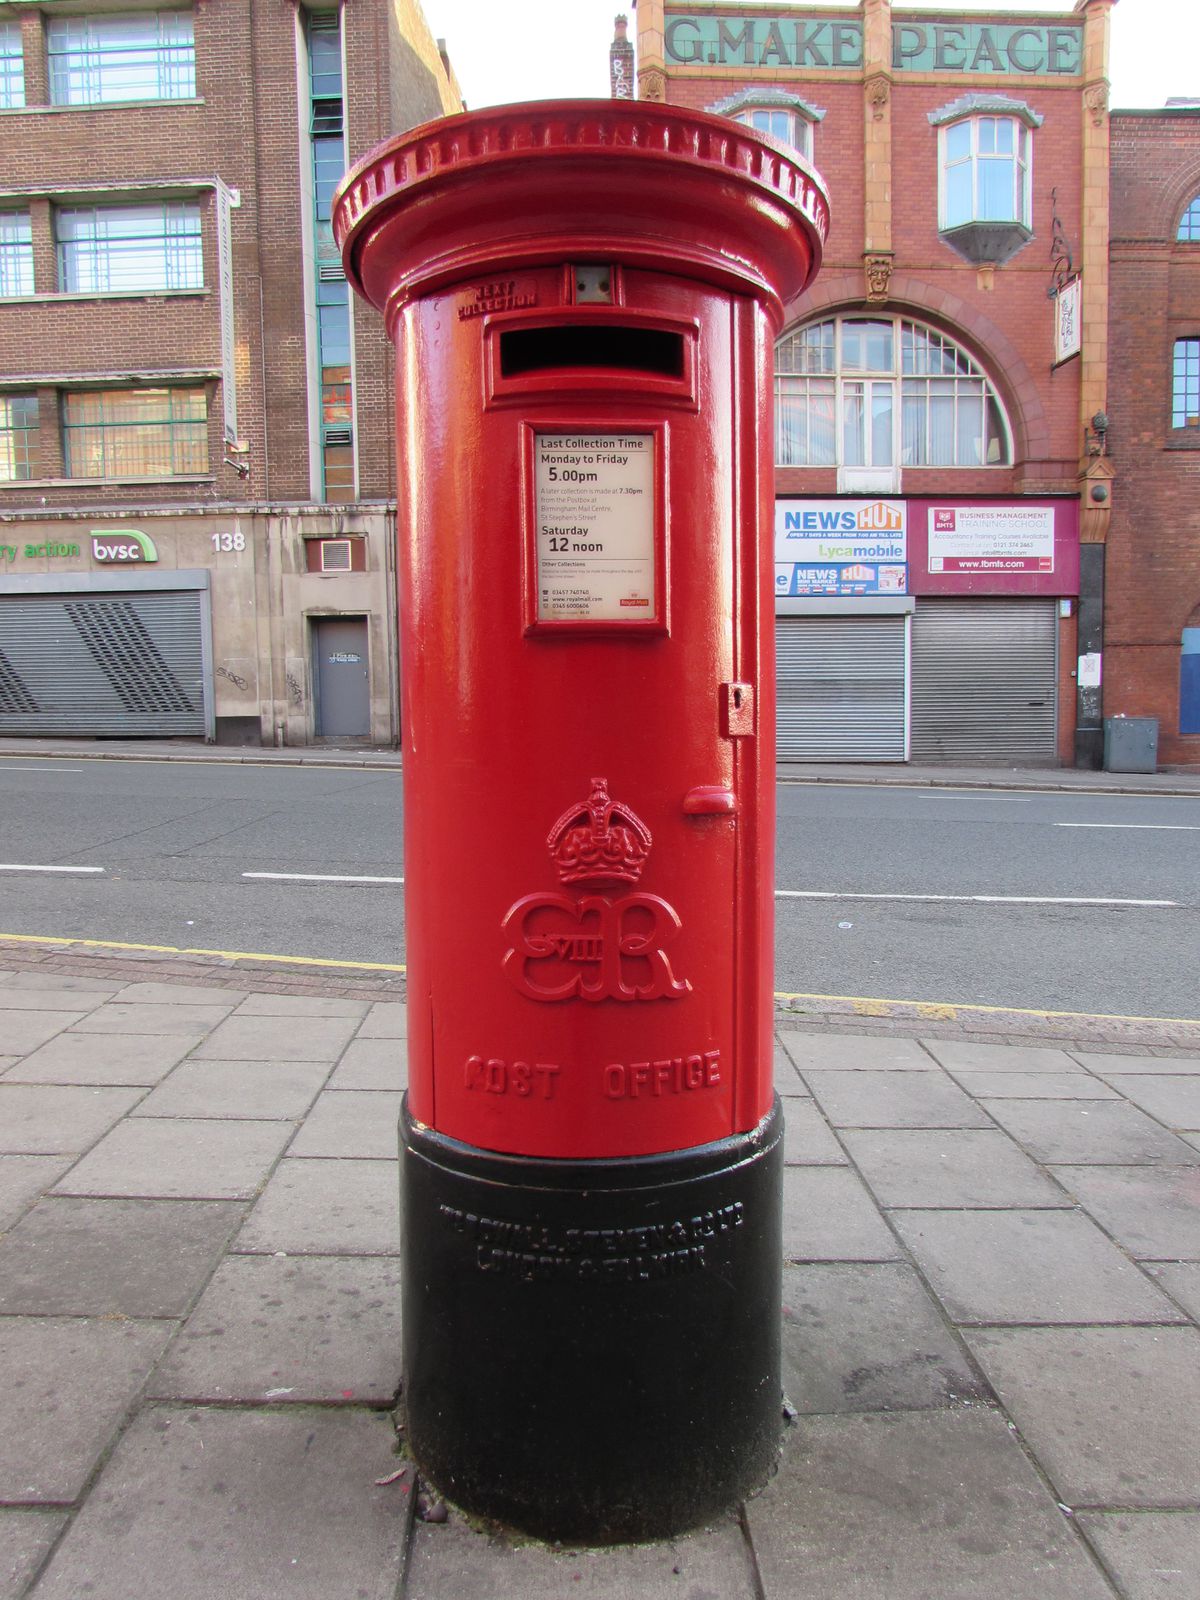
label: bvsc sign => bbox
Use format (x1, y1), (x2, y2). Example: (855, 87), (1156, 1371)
(91, 529), (158, 564)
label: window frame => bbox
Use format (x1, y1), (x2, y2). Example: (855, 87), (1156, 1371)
(938, 115), (1032, 233)
(734, 105), (813, 161)
(306, 9), (355, 504)
(0, 18), (25, 110)
(47, 10), (196, 107)
(1172, 337), (1200, 431)
(1177, 198), (1200, 242)
(0, 210), (35, 298)
(55, 200), (204, 295)
(61, 386), (209, 479)
(775, 314), (1013, 472)
(0, 394), (40, 482)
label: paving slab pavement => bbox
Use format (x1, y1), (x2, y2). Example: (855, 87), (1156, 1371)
(0, 951), (1197, 1597)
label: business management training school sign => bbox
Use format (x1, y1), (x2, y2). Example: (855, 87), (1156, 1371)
(927, 504), (1055, 575)
(775, 500), (908, 597)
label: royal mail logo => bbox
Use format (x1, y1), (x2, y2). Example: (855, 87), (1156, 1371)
(91, 528), (158, 564)
(501, 778), (690, 1004)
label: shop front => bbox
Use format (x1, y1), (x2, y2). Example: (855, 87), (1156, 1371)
(0, 507), (397, 745)
(775, 497), (1079, 764)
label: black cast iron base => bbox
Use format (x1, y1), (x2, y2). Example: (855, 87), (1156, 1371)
(399, 1097), (784, 1544)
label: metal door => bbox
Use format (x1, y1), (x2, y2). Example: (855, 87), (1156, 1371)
(313, 616), (369, 737)
(0, 589), (208, 736)
(776, 614), (909, 761)
(911, 598), (1058, 760)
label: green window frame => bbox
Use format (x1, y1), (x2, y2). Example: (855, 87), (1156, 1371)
(0, 395), (40, 481)
(62, 387), (208, 478)
(57, 201), (203, 294)
(307, 11), (354, 503)
(48, 11), (195, 105)
(0, 211), (34, 297)
(0, 19), (25, 109)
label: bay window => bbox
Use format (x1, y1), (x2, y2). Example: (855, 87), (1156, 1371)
(708, 88), (824, 161)
(930, 96), (1040, 265)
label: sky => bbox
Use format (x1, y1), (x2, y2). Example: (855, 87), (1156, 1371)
(419, 0), (1199, 113)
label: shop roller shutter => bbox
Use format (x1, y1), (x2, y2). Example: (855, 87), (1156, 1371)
(776, 615), (908, 761)
(911, 598), (1057, 762)
(0, 591), (207, 736)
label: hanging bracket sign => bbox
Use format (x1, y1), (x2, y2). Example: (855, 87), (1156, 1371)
(534, 432), (656, 624)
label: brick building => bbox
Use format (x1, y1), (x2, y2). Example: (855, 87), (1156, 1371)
(0, 0), (460, 745)
(635, 0), (1114, 764)
(1106, 106), (1200, 768)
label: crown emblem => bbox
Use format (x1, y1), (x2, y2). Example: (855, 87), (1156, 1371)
(547, 778), (651, 887)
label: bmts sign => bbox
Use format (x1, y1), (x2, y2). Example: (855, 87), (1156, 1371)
(90, 529), (159, 564)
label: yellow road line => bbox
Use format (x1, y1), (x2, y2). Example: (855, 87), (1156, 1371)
(0, 932), (406, 974)
(774, 985), (1200, 1028)
(3, 931), (1198, 1027)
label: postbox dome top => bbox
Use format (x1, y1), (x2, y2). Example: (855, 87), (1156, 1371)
(334, 99), (829, 329)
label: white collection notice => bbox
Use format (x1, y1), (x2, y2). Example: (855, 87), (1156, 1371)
(534, 432), (655, 622)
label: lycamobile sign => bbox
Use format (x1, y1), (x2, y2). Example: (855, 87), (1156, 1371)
(91, 528), (159, 564)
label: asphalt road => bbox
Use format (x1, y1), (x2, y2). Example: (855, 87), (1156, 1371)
(1, 755), (1197, 1018)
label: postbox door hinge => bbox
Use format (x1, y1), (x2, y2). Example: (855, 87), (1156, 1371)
(721, 681), (755, 738)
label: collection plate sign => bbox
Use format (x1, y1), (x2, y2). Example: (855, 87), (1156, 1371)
(535, 433), (656, 623)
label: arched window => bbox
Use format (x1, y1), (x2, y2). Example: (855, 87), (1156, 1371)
(1177, 197), (1200, 241)
(775, 315), (1012, 470)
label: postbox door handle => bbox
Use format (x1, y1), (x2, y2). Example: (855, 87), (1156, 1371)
(683, 785), (738, 816)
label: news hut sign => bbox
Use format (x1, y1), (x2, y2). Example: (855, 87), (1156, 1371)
(663, 12), (1082, 76)
(775, 500), (907, 597)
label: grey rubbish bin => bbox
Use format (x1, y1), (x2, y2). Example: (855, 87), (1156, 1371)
(1103, 716), (1158, 774)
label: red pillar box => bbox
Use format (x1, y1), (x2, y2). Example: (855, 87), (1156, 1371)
(335, 101), (827, 1543)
